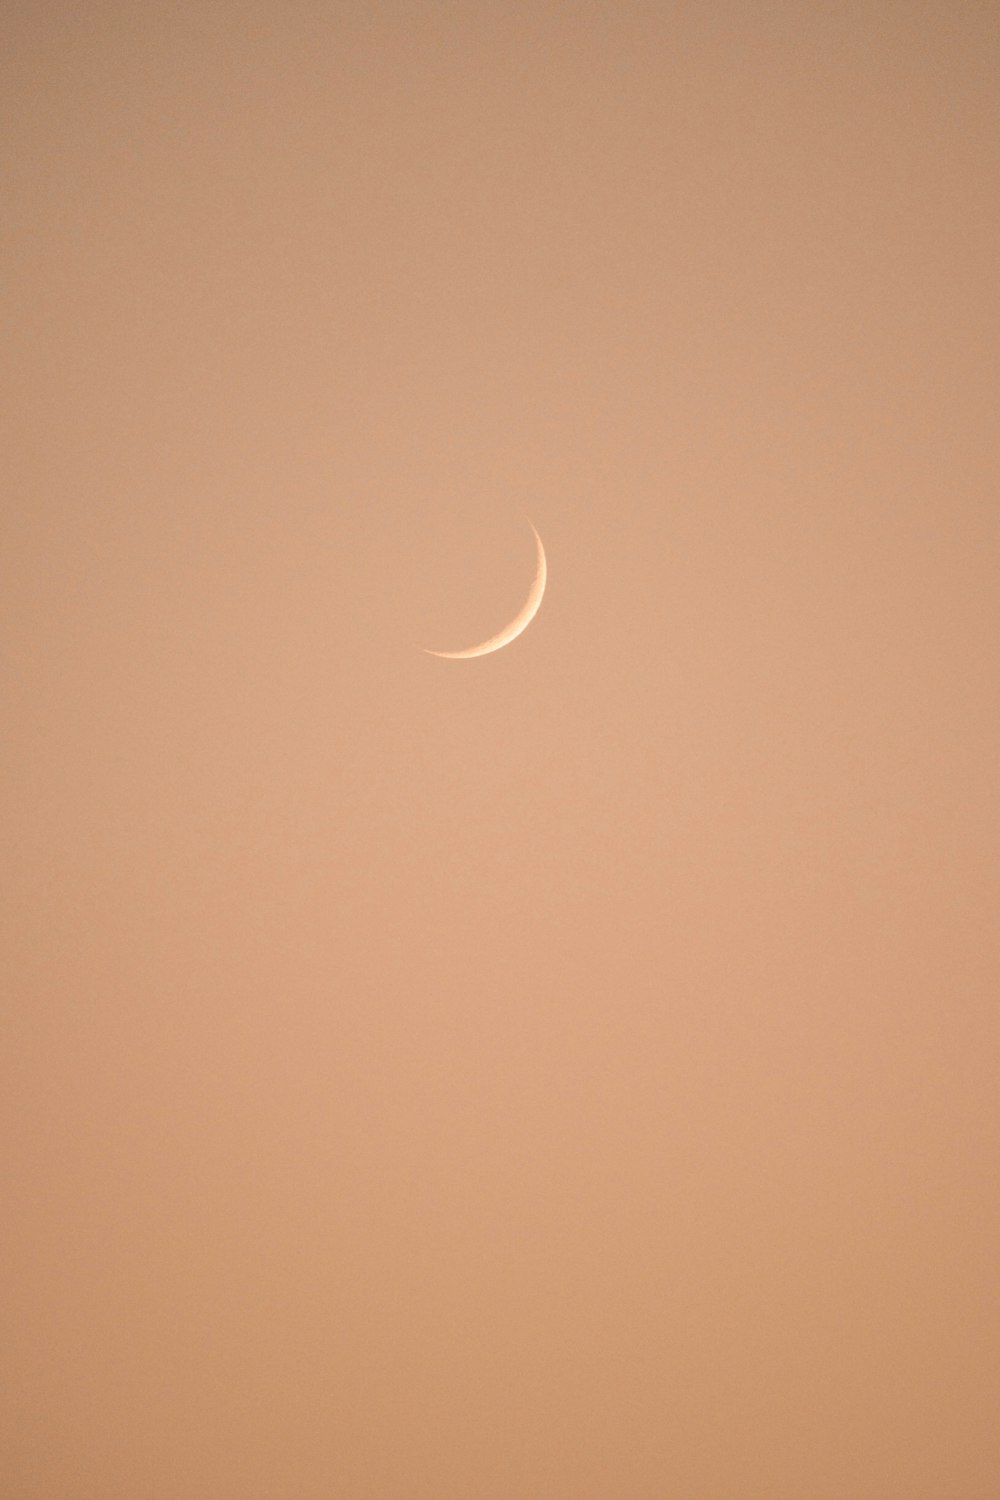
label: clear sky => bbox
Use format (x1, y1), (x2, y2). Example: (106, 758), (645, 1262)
(3, 2), (998, 1495)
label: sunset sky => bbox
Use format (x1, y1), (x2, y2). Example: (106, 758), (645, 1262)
(3, 2), (999, 1495)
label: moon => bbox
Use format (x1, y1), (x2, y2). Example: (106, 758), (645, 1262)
(422, 522), (547, 659)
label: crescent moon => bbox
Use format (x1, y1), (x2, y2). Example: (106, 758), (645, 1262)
(423, 522), (547, 659)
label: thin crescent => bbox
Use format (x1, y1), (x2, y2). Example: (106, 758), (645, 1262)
(423, 522), (547, 659)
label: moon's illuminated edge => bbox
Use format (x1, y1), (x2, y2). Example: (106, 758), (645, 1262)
(422, 522), (547, 659)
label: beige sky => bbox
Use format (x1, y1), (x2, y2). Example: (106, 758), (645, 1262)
(3, 3), (999, 1496)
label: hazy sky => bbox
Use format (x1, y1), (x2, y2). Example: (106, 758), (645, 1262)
(3, 3), (998, 1496)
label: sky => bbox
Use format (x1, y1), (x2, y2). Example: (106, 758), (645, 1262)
(3, 2), (999, 1496)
